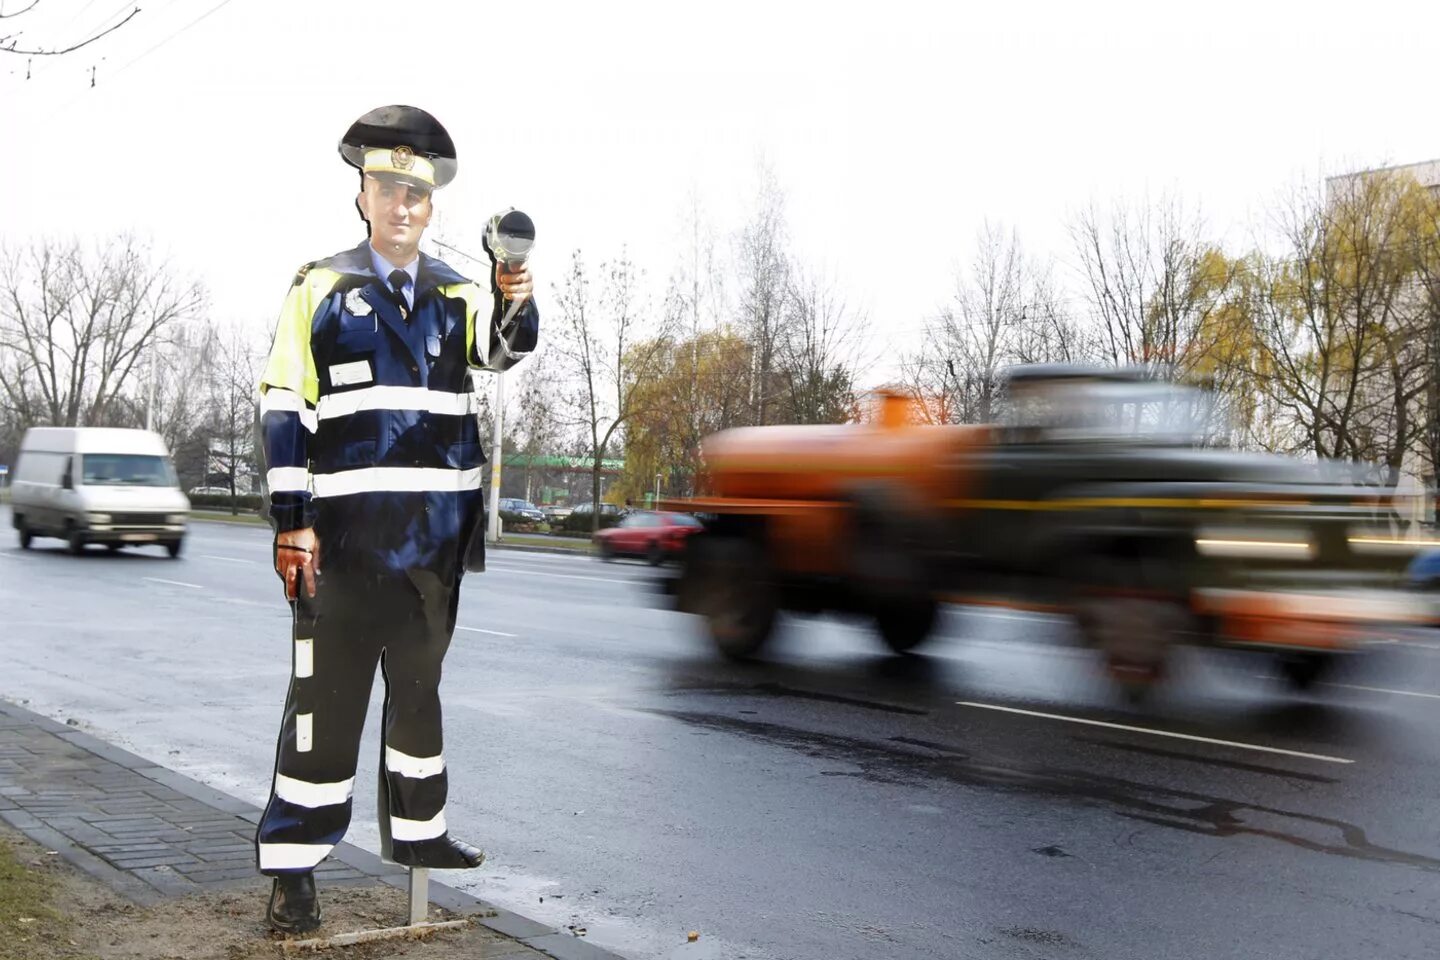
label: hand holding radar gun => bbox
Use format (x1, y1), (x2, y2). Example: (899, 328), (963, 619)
(484, 208), (536, 328)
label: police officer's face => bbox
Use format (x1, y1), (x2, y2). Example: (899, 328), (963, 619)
(358, 175), (433, 257)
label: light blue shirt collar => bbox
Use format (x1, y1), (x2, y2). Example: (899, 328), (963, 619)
(368, 244), (419, 310)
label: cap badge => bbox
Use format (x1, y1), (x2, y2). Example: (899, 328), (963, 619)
(391, 145), (415, 170)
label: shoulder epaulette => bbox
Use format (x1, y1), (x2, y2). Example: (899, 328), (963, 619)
(292, 262), (316, 287)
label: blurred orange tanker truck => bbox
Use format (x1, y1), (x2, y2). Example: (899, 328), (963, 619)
(663, 365), (1431, 697)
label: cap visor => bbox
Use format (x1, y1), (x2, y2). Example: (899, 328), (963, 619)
(365, 172), (432, 192)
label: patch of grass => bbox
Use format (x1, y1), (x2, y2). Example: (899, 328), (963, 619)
(188, 510), (269, 527)
(0, 837), (89, 959)
(499, 534), (594, 553)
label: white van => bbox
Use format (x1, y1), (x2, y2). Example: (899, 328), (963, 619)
(11, 427), (189, 557)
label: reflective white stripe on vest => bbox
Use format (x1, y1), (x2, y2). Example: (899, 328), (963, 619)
(391, 810), (447, 841)
(312, 466), (483, 499)
(258, 842), (330, 870)
(316, 385), (473, 421)
(260, 387), (318, 433)
(267, 466), (311, 493)
(385, 746), (445, 779)
(274, 773), (354, 809)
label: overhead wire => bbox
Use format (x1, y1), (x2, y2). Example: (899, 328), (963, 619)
(102, 0), (231, 81)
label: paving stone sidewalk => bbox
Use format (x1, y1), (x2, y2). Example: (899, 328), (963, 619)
(0, 698), (621, 960)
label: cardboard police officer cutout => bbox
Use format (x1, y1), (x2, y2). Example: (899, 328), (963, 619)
(253, 104), (539, 935)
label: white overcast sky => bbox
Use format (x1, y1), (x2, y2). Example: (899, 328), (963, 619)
(2, 0), (1438, 387)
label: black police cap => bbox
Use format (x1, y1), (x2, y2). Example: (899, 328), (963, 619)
(338, 104), (457, 189)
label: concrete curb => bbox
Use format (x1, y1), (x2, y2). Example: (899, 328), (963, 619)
(0, 698), (627, 960)
(185, 515), (596, 558)
(489, 541), (595, 558)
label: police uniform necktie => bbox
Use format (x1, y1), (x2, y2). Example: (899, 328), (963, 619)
(387, 269), (410, 320)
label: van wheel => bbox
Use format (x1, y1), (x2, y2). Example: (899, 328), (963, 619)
(67, 524), (86, 555)
(166, 540), (183, 559)
(17, 519), (32, 550)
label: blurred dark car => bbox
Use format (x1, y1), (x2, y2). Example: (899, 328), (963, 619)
(571, 501), (627, 518)
(1404, 548), (1440, 589)
(595, 511), (703, 564)
(499, 498), (546, 523)
(1404, 548), (1440, 625)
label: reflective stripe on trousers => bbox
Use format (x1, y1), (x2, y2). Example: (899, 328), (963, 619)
(255, 570), (458, 874)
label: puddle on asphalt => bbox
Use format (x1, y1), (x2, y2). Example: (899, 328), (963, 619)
(643, 707), (1440, 874)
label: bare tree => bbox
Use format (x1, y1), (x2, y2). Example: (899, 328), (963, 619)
(664, 191), (730, 483)
(1, 2), (139, 59)
(776, 265), (862, 423)
(549, 249), (674, 530)
(901, 224), (1076, 424)
(200, 323), (262, 511)
(511, 347), (571, 503)
(149, 323), (219, 489)
(1070, 195), (1236, 377)
(0, 236), (206, 431)
(733, 165), (792, 425)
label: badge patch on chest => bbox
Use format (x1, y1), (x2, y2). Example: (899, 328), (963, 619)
(344, 288), (373, 317)
(329, 360), (373, 386)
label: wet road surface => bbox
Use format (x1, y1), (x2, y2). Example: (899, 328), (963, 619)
(3, 512), (1440, 959)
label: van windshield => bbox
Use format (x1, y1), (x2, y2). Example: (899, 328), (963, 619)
(81, 454), (176, 487)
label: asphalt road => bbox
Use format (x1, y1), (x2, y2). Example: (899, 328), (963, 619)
(4, 511), (1440, 959)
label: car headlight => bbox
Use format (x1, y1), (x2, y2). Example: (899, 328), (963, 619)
(166, 514), (187, 524)
(88, 513), (112, 524)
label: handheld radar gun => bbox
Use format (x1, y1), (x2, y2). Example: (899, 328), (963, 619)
(484, 208), (536, 328)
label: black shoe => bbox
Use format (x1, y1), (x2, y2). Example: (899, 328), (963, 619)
(266, 871), (322, 934)
(390, 835), (486, 869)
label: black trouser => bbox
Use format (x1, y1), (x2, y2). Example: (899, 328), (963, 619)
(255, 568), (459, 875)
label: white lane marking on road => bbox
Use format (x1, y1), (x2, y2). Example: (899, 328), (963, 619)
(955, 701), (1353, 765)
(960, 608), (1063, 623)
(456, 626), (519, 638)
(0, 552), (18, 559)
(143, 577), (205, 590)
(215, 596), (276, 609)
(482, 567), (637, 586)
(1322, 682), (1440, 701)
(201, 554), (257, 564)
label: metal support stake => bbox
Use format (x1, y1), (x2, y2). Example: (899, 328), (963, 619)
(408, 867), (429, 926)
(487, 371), (505, 543)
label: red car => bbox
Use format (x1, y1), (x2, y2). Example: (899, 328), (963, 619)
(594, 511), (703, 564)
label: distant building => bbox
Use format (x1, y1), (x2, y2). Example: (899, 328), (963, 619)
(1326, 158), (1440, 201)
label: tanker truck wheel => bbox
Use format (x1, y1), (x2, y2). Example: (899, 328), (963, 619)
(1073, 554), (1187, 703)
(849, 486), (938, 655)
(687, 535), (778, 659)
(1276, 651), (1336, 691)
(874, 596), (939, 654)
